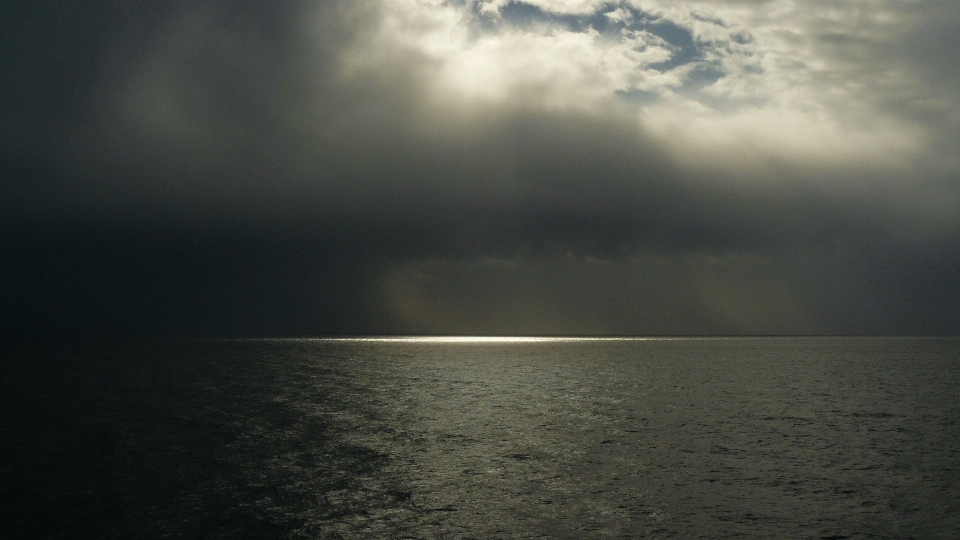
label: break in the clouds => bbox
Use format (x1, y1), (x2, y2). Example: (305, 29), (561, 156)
(2, 0), (959, 334)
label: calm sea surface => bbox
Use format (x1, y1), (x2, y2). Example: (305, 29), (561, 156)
(2, 337), (959, 539)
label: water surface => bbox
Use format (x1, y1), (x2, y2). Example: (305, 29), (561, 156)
(2, 337), (959, 538)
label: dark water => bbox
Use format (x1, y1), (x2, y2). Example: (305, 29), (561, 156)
(2, 337), (959, 539)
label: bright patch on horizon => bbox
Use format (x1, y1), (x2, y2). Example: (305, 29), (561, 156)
(324, 336), (654, 343)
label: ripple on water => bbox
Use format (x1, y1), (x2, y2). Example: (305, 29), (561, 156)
(2, 337), (959, 538)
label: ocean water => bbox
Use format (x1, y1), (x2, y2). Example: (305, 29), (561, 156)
(2, 337), (959, 539)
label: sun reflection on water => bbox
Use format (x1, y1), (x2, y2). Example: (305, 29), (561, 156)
(322, 336), (656, 343)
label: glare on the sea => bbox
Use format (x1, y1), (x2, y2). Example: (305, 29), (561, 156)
(322, 336), (654, 343)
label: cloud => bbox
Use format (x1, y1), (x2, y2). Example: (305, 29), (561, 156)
(334, 0), (951, 193)
(1, 0), (959, 334)
(64, 0), (950, 218)
(377, 253), (834, 335)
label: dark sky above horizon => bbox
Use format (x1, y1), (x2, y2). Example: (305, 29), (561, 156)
(3, 0), (960, 335)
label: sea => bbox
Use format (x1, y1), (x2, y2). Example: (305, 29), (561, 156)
(2, 337), (959, 539)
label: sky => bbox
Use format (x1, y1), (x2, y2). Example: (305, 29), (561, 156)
(2, 0), (959, 335)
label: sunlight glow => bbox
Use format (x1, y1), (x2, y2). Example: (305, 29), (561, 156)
(337, 0), (927, 175)
(324, 336), (656, 343)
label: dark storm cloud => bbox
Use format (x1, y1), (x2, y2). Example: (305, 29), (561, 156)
(2, 0), (959, 334)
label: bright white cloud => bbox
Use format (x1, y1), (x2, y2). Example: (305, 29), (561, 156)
(336, 0), (950, 187)
(342, 0), (677, 110)
(102, 0), (958, 233)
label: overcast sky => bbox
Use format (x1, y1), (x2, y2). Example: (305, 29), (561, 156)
(2, 0), (959, 335)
